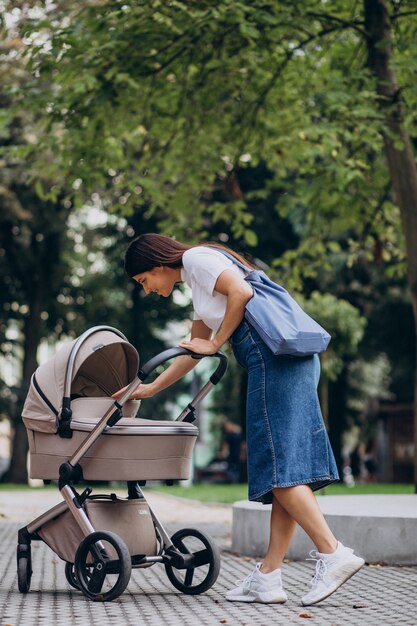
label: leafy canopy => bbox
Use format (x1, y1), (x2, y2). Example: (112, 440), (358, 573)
(9, 1), (417, 283)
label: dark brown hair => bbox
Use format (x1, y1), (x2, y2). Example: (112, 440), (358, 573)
(124, 233), (255, 277)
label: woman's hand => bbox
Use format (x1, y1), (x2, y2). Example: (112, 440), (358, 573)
(178, 338), (218, 355)
(112, 383), (157, 400)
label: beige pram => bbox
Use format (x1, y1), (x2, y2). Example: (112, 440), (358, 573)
(17, 326), (227, 602)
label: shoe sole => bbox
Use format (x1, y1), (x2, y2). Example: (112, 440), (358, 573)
(226, 592), (288, 604)
(301, 558), (365, 606)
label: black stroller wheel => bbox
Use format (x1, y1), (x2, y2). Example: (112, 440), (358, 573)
(164, 528), (220, 595)
(17, 556), (32, 593)
(64, 562), (80, 590)
(74, 531), (131, 602)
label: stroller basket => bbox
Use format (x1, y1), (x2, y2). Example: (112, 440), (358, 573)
(38, 496), (157, 563)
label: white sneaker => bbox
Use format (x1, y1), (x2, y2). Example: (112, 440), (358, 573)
(301, 542), (365, 606)
(225, 562), (288, 603)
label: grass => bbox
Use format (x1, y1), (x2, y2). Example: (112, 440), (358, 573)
(0, 483), (56, 491)
(0, 482), (108, 491)
(0, 482), (414, 502)
(151, 483), (249, 504)
(320, 483), (414, 495)
(150, 482), (415, 503)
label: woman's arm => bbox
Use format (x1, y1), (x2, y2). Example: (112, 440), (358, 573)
(112, 319), (212, 399)
(179, 269), (253, 355)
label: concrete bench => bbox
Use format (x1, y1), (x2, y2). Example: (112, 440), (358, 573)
(232, 494), (417, 565)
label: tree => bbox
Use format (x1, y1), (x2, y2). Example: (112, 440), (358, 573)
(0, 43), (74, 480)
(0, 11), (191, 480)
(364, 0), (417, 480)
(303, 292), (367, 471)
(7, 1), (417, 477)
(18, 1), (415, 299)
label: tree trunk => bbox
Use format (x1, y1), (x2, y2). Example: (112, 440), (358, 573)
(364, 0), (417, 486)
(328, 369), (348, 476)
(239, 370), (248, 483)
(319, 375), (329, 428)
(5, 295), (43, 483)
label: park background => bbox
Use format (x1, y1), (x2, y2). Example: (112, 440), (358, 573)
(0, 0), (416, 492)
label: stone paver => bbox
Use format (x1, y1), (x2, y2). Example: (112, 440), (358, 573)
(0, 491), (416, 625)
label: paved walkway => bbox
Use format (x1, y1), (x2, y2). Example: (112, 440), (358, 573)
(1, 489), (417, 625)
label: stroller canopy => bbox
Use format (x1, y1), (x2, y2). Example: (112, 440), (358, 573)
(22, 327), (139, 434)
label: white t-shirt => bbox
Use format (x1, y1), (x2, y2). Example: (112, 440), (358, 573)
(181, 247), (247, 332)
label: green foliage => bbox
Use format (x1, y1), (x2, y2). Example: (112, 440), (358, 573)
(348, 354), (392, 412)
(209, 352), (246, 442)
(2, 0), (417, 479)
(10, 0), (415, 283)
(301, 292), (367, 381)
(0, 7), (195, 427)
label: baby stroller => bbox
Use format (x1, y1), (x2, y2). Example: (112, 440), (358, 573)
(17, 325), (227, 602)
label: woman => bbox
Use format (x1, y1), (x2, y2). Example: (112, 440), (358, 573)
(115, 233), (364, 606)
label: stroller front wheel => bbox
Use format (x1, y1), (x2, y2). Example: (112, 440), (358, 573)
(164, 528), (221, 595)
(74, 531), (131, 602)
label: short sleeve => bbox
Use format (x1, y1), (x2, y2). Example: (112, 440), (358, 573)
(182, 247), (234, 296)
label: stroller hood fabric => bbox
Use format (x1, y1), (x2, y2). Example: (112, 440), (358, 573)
(22, 329), (139, 434)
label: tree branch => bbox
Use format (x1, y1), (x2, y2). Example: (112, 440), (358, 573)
(136, 23), (237, 78)
(305, 11), (369, 38)
(361, 180), (393, 241)
(246, 24), (360, 132)
(391, 10), (417, 20)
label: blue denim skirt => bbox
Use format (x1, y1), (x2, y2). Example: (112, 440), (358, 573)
(230, 320), (339, 504)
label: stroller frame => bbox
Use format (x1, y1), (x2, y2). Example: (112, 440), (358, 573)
(17, 326), (228, 601)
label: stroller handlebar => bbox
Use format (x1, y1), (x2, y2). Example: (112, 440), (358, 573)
(111, 348), (228, 423)
(138, 347), (228, 384)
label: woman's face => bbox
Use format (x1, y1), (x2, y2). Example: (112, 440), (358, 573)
(133, 266), (178, 297)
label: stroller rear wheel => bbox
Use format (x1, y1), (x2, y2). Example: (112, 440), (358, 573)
(64, 562), (80, 590)
(164, 528), (220, 595)
(17, 555), (32, 593)
(74, 531), (131, 602)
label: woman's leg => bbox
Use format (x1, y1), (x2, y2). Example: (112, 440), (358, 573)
(271, 485), (365, 607)
(260, 493), (297, 573)
(226, 491), (291, 602)
(272, 485), (337, 554)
